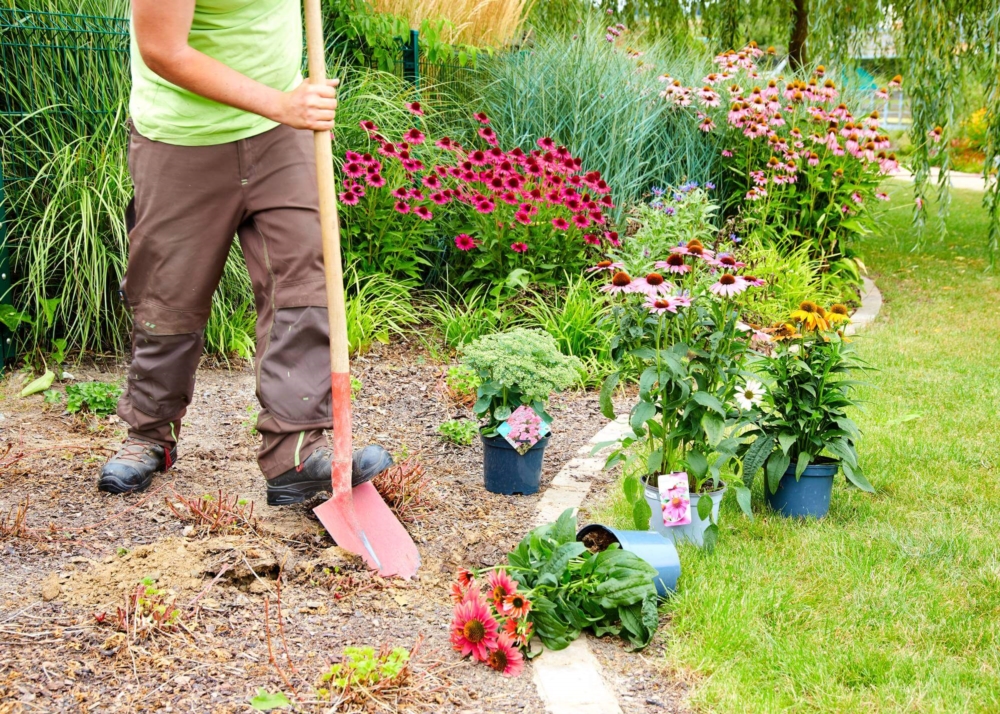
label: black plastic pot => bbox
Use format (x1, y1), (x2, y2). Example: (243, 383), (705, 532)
(481, 433), (550, 495)
(766, 460), (839, 518)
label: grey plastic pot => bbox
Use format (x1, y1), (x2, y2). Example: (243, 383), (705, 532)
(481, 433), (550, 495)
(576, 524), (680, 597)
(644, 478), (726, 548)
(766, 460), (838, 518)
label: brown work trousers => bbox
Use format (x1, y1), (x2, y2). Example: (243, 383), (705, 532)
(119, 123), (332, 479)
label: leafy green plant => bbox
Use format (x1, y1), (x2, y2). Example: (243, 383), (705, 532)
(425, 285), (522, 349)
(350, 376), (363, 400)
(445, 364), (480, 399)
(461, 328), (584, 434)
(739, 301), (874, 496)
(344, 270), (422, 355)
(249, 689), (291, 711)
(65, 381), (122, 416)
(42, 389), (61, 404)
(506, 508), (659, 650)
(437, 419), (479, 445)
(318, 645), (410, 692)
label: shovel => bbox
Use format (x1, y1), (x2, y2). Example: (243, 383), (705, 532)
(303, 0), (420, 579)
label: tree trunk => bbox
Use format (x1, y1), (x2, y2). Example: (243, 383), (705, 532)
(789, 0), (809, 70)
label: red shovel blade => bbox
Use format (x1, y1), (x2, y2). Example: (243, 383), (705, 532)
(314, 483), (420, 579)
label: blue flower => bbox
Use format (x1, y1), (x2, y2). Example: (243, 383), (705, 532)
(705, 181), (716, 190)
(663, 206), (676, 215)
(651, 186), (665, 197)
(730, 232), (741, 244)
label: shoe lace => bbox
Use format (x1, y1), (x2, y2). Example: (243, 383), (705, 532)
(114, 438), (160, 464)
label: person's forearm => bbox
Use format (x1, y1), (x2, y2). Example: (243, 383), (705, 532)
(142, 45), (288, 125)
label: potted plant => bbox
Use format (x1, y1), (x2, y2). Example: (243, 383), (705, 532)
(738, 301), (874, 518)
(460, 328), (584, 495)
(597, 187), (765, 548)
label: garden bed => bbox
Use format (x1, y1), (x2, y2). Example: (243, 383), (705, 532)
(0, 337), (687, 713)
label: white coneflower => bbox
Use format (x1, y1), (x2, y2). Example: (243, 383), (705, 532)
(735, 379), (766, 410)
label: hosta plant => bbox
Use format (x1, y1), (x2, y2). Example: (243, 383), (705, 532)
(738, 301), (874, 495)
(460, 328), (584, 435)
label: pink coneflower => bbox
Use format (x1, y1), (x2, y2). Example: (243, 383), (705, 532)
(662, 495), (690, 523)
(510, 242), (528, 253)
(713, 253), (746, 269)
(586, 260), (624, 273)
(469, 150), (488, 166)
(851, 192), (864, 205)
(342, 161), (365, 178)
(339, 190), (359, 205)
(487, 569), (519, 610)
(473, 111), (491, 124)
(514, 210), (531, 225)
(345, 150), (363, 163)
(888, 74), (902, 89)
(405, 101), (424, 116)
(503, 617), (533, 648)
(656, 254), (691, 275)
(571, 214), (591, 229)
(700, 117), (716, 132)
(876, 191), (890, 201)
(552, 217), (570, 231)
(698, 86), (721, 107)
(402, 158), (424, 172)
(414, 205), (433, 220)
(401, 128), (423, 145)
(928, 126), (943, 143)
(741, 274), (766, 287)
(606, 231), (621, 248)
(628, 272), (672, 297)
(475, 200), (495, 214)
(583, 233), (601, 246)
(671, 240), (715, 259)
(709, 273), (749, 297)
(602, 271), (633, 294)
(537, 137), (555, 150)
(501, 191), (520, 205)
(450, 591), (498, 662)
(645, 296), (680, 314)
(391, 186), (410, 200)
(394, 200), (410, 214)
(365, 172), (386, 187)
(722, 149), (733, 157)
(478, 126), (498, 145)
(502, 592), (532, 619)
(487, 634), (524, 677)
(455, 234), (478, 251)
(422, 173), (442, 189)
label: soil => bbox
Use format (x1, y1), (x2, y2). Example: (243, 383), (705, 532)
(580, 528), (617, 554)
(0, 338), (689, 713)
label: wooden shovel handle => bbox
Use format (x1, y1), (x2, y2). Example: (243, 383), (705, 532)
(304, 0), (353, 485)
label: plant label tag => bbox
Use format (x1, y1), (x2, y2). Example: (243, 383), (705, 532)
(497, 405), (548, 455)
(658, 471), (691, 526)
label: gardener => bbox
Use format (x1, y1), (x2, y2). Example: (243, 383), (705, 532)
(98, 0), (392, 504)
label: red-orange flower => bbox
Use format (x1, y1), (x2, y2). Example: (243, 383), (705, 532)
(502, 592), (532, 619)
(450, 590), (499, 662)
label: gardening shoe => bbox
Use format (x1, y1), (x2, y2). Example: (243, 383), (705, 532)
(98, 437), (177, 494)
(266, 445), (394, 506)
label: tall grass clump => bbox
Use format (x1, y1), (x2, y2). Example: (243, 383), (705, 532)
(477, 17), (716, 221)
(423, 284), (522, 349)
(344, 270), (423, 354)
(371, 0), (533, 47)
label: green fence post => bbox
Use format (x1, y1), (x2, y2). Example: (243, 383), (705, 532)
(402, 29), (419, 89)
(0, 169), (12, 367)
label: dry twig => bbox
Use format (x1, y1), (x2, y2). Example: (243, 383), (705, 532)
(165, 488), (260, 536)
(372, 458), (432, 524)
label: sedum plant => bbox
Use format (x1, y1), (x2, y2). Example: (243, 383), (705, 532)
(739, 301), (874, 495)
(460, 328), (584, 435)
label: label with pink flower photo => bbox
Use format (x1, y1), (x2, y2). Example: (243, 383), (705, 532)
(658, 471), (691, 526)
(497, 405), (550, 455)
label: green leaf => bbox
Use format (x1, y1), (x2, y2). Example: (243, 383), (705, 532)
(638, 367), (660, 398)
(645, 449), (663, 475)
(599, 372), (619, 420)
(686, 449), (708, 480)
(741, 434), (774, 486)
(623, 474), (641, 504)
(842, 461), (875, 492)
(0, 304), (31, 331)
(692, 391), (725, 415)
(630, 400), (656, 433)
(249, 689), (291, 711)
(734, 484), (753, 519)
(20, 370), (55, 398)
(825, 438), (858, 468)
(551, 508), (578, 545)
(766, 452), (791, 494)
(696, 492), (713, 521)
(472, 395), (491, 415)
(778, 432), (797, 455)
(40, 297), (60, 330)
(702, 523), (719, 553)
(540, 542), (587, 580)
(493, 405), (512, 422)
(701, 413), (724, 447)
(631, 497), (652, 531)
(795, 452), (812, 479)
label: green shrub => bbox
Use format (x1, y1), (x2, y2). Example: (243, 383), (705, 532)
(437, 419), (479, 445)
(445, 364), (480, 398)
(424, 285), (522, 349)
(65, 380), (122, 416)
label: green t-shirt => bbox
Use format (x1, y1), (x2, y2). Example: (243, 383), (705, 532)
(130, 0), (302, 146)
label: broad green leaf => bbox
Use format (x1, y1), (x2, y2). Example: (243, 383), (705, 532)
(20, 370), (55, 398)
(631, 497), (652, 531)
(843, 461), (875, 492)
(692, 391), (725, 415)
(599, 372), (619, 420)
(795, 452), (812, 479)
(249, 690), (291, 711)
(734, 484), (753, 519)
(493, 405), (512, 422)
(645, 449), (663, 475)
(0, 304), (31, 331)
(741, 434), (774, 485)
(540, 542), (587, 580)
(630, 400), (656, 432)
(766, 452), (791, 494)
(702, 523), (719, 553)
(696, 492), (713, 521)
(623, 474), (641, 503)
(825, 438), (858, 468)
(472, 395), (491, 415)
(40, 297), (60, 330)
(686, 449), (708, 480)
(778, 432), (797, 455)
(702, 413), (724, 447)
(551, 508), (578, 545)
(638, 367), (660, 398)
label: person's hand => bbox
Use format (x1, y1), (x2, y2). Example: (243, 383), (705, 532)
(274, 78), (339, 130)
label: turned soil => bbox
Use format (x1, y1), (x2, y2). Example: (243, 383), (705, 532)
(0, 339), (689, 714)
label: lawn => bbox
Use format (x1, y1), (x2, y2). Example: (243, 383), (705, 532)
(593, 185), (1000, 713)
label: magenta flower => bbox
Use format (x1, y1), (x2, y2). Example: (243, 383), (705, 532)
(391, 186), (410, 200)
(430, 191), (450, 205)
(473, 112), (491, 124)
(583, 234), (601, 246)
(435, 136), (455, 150)
(365, 172), (385, 188)
(514, 211), (531, 225)
(422, 173), (442, 189)
(455, 234), (478, 251)
(402, 158), (424, 172)
(655, 254), (691, 275)
(709, 273), (749, 297)
(605, 230), (621, 247)
(394, 200), (410, 215)
(339, 190), (359, 206)
(478, 127), (498, 145)
(342, 161), (365, 178)
(510, 242), (528, 253)
(469, 150), (488, 166)
(475, 199), (495, 214)
(405, 101), (424, 116)
(404, 128), (426, 145)
(345, 150), (363, 162)
(713, 253), (747, 269)
(378, 142), (398, 157)
(572, 214), (591, 229)
(359, 120), (379, 136)
(414, 205), (433, 221)
(537, 137), (555, 150)
(552, 217), (570, 231)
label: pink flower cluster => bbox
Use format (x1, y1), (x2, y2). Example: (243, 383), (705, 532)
(345, 112), (618, 257)
(504, 406), (544, 448)
(658, 44), (900, 188)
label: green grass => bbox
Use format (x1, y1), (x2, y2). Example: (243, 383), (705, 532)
(591, 185), (1000, 712)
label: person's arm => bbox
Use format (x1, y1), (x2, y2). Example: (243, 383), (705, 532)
(132, 0), (337, 131)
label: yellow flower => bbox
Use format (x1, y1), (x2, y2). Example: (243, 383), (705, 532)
(789, 301), (830, 331)
(771, 322), (801, 341)
(827, 304), (851, 324)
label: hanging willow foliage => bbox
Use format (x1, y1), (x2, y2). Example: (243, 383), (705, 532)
(584, 0), (1000, 259)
